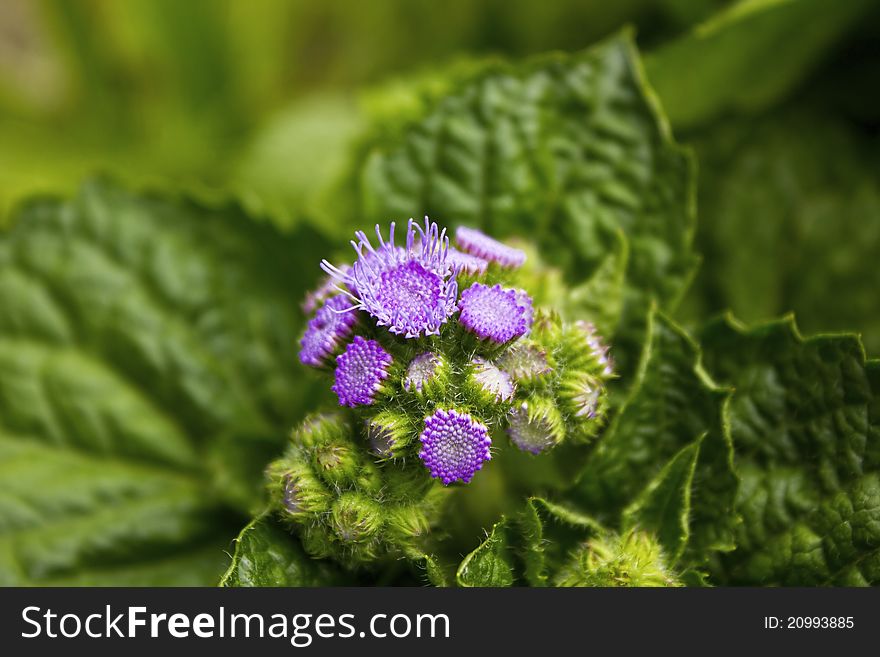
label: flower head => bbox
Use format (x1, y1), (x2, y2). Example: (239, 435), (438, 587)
(566, 373), (603, 419)
(506, 399), (564, 454)
(455, 226), (526, 268)
(469, 357), (515, 402)
(322, 218), (458, 338)
(332, 336), (393, 407)
(419, 408), (492, 485)
(459, 283), (533, 343)
(299, 295), (358, 367)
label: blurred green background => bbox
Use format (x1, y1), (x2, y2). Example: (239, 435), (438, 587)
(2, 0), (879, 348)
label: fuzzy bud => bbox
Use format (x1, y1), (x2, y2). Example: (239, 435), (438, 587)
(331, 492), (384, 548)
(365, 409), (415, 460)
(312, 441), (362, 487)
(506, 397), (565, 454)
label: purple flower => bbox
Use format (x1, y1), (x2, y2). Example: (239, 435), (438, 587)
(506, 400), (564, 454)
(299, 295), (358, 367)
(455, 226), (526, 268)
(458, 283), (533, 343)
(322, 218), (458, 338)
(404, 351), (442, 393)
(446, 247), (488, 276)
(575, 321), (614, 377)
(419, 408), (491, 485)
(332, 336), (393, 407)
(470, 357), (515, 402)
(302, 267), (349, 315)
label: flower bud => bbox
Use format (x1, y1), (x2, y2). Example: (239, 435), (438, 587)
(330, 492), (384, 546)
(268, 461), (331, 520)
(559, 371), (608, 440)
(496, 341), (553, 383)
(402, 351), (449, 399)
(465, 356), (516, 404)
(506, 397), (565, 454)
(554, 530), (681, 587)
(312, 441), (362, 488)
(291, 411), (351, 449)
(558, 320), (614, 379)
(384, 505), (430, 547)
(365, 409), (415, 460)
(299, 523), (334, 560)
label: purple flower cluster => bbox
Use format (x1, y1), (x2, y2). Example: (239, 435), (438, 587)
(459, 283), (533, 343)
(299, 295), (358, 366)
(322, 218), (458, 338)
(332, 336), (393, 407)
(419, 409), (491, 485)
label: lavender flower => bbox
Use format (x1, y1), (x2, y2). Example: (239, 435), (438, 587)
(299, 295), (358, 367)
(469, 357), (515, 402)
(459, 283), (533, 343)
(506, 399), (564, 454)
(404, 351), (442, 393)
(446, 247), (489, 276)
(322, 218), (458, 338)
(455, 226), (526, 268)
(332, 336), (393, 407)
(419, 408), (492, 485)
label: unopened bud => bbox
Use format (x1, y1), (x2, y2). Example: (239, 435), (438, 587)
(365, 409), (414, 460)
(331, 492), (383, 546)
(506, 397), (565, 454)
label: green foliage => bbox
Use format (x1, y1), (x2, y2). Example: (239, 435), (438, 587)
(0, 180), (331, 585)
(700, 315), (880, 585)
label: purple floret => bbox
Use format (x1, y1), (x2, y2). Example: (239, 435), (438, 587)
(458, 283), (533, 343)
(455, 226), (526, 269)
(332, 336), (393, 407)
(321, 218), (458, 338)
(419, 408), (491, 485)
(446, 247), (489, 276)
(299, 295), (358, 367)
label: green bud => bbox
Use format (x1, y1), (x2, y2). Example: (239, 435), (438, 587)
(292, 411), (352, 449)
(330, 492), (383, 547)
(384, 505), (430, 547)
(365, 409), (414, 460)
(299, 523), (334, 560)
(268, 460), (332, 521)
(506, 397), (565, 454)
(557, 321), (614, 380)
(496, 341), (553, 384)
(559, 371), (609, 441)
(312, 441), (362, 487)
(464, 356), (516, 406)
(554, 530), (682, 587)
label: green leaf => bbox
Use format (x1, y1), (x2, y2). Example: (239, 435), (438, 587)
(700, 315), (880, 585)
(684, 110), (880, 355)
(575, 310), (738, 560)
(220, 514), (344, 587)
(518, 497), (604, 587)
(344, 33), (697, 372)
(417, 553), (450, 588)
(645, 0), (875, 130)
(562, 229), (629, 338)
(456, 520), (515, 587)
(0, 179), (332, 585)
(622, 436), (702, 562)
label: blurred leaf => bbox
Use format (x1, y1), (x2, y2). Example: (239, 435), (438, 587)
(342, 33), (697, 373)
(456, 519), (514, 587)
(646, 0), (875, 131)
(684, 110), (880, 355)
(575, 310), (738, 561)
(220, 514), (345, 587)
(0, 180), (331, 585)
(700, 315), (880, 585)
